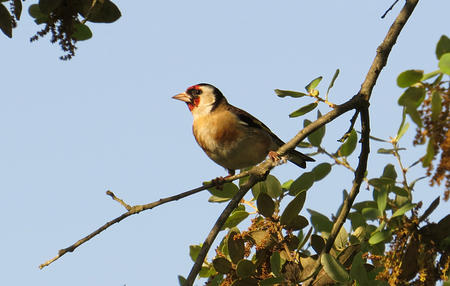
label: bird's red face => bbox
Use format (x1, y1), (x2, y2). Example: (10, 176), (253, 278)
(172, 85), (202, 111)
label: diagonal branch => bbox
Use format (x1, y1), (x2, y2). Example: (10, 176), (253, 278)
(39, 171), (249, 269)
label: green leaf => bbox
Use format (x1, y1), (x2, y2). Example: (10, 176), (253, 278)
(260, 277), (284, 286)
(289, 102), (318, 118)
(72, 22), (92, 41)
(422, 138), (435, 167)
(208, 182), (238, 199)
(421, 70), (441, 81)
(0, 3), (12, 38)
(396, 107), (407, 141)
(307, 209), (333, 233)
(396, 70), (423, 88)
(304, 111), (326, 146)
(326, 69), (340, 97)
(39, 0), (63, 14)
(383, 164), (397, 180)
(431, 91), (442, 122)
(252, 175), (282, 199)
(375, 188), (388, 213)
(350, 252), (369, 285)
(208, 275), (223, 286)
(213, 257), (232, 274)
(311, 234), (325, 253)
(236, 260), (256, 278)
(321, 253), (350, 283)
(199, 265), (215, 278)
(208, 195), (232, 203)
(391, 186), (409, 197)
(436, 35), (450, 59)
(274, 89), (307, 98)
(297, 141), (312, 148)
(289, 172), (314, 195)
(228, 231), (245, 264)
(438, 53), (450, 75)
(286, 215), (309, 230)
(305, 76), (323, 92)
(377, 148), (395, 154)
(405, 103), (422, 127)
(348, 212), (366, 230)
(391, 203), (415, 218)
(352, 201), (377, 212)
(334, 226), (348, 251)
(189, 244), (202, 262)
(398, 87), (426, 107)
(80, 0), (121, 23)
(265, 175), (282, 198)
(28, 4), (46, 18)
(231, 278), (259, 286)
(281, 179), (293, 190)
(257, 193), (275, 218)
(222, 211), (249, 230)
(368, 230), (391, 245)
(311, 163), (332, 181)
(362, 207), (381, 221)
(13, 0), (21, 20)
(396, 122), (409, 142)
(270, 252), (281, 277)
(337, 129), (357, 157)
(280, 191), (307, 226)
(178, 275), (187, 286)
(368, 177), (395, 189)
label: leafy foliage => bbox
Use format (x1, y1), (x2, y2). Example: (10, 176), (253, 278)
(396, 34), (450, 196)
(0, 0), (121, 59)
(184, 49), (450, 285)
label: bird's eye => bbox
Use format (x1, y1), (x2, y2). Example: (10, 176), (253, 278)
(191, 89), (202, 96)
(187, 86), (202, 97)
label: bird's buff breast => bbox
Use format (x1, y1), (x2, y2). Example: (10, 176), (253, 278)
(192, 112), (271, 170)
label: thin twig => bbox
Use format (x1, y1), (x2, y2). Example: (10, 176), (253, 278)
(381, 0), (400, 19)
(339, 110), (359, 142)
(106, 190), (131, 210)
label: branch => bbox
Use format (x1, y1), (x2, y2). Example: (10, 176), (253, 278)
(185, 164), (273, 285)
(39, 171), (249, 269)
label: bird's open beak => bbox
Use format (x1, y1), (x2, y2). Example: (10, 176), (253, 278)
(172, 92), (192, 103)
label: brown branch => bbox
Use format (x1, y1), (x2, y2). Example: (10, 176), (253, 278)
(39, 172), (248, 269)
(185, 165), (273, 285)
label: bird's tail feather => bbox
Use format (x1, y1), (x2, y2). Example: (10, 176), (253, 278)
(287, 149), (315, 169)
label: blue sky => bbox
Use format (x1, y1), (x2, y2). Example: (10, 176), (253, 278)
(1, 1), (448, 285)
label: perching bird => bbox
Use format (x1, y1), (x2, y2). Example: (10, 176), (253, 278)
(173, 83), (314, 176)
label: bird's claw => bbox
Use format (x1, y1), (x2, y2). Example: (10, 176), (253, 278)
(268, 151), (287, 165)
(268, 151), (280, 162)
(212, 175), (231, 190)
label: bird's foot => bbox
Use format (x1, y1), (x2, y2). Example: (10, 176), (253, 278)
(268, 151), (280, 162)
(212, 175), (231, 190)
(212, 169), (235, 190)
(268, 151), (286, 165)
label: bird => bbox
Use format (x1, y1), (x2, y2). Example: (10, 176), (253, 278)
(172, 83), (315, 177)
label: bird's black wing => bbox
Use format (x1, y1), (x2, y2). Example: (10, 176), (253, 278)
(227, 104), (287, 145)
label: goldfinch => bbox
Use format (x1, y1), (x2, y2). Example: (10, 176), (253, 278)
(173, 83), (314, 176)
